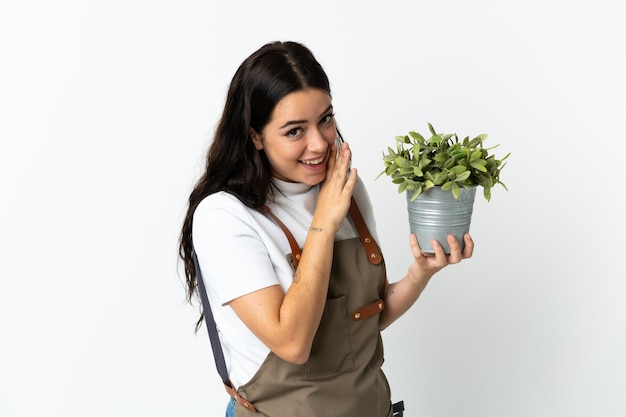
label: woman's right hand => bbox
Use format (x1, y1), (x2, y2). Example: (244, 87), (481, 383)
(314, 141), (357, 234)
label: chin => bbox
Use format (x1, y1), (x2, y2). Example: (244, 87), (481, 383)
(300, 172), (326, 186)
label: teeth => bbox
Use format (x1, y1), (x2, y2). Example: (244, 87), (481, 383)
(300, 157), (324, 165)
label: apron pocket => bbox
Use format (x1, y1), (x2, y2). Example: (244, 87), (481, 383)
(304, 295), (354, 378)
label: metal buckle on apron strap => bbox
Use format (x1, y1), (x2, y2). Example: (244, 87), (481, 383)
(392, 400), (405, 416)
(224, 381), (258, 412)
(352, 298), (385, 321)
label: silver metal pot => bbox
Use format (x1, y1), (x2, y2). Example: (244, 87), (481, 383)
(406, 186), (477, 254)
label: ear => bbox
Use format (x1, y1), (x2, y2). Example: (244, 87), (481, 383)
(250, 128), (263, 150)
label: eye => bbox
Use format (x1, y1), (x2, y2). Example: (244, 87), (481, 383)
(320, 113), (335, 125)
(286, 127), (302, 137)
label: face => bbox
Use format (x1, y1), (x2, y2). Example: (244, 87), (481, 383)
(250, 88), (336, 186)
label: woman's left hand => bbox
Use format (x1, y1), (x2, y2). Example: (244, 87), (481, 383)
(407, 233), (474, 286)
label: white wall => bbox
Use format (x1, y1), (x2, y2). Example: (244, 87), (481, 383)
(1, 1), (624, 416)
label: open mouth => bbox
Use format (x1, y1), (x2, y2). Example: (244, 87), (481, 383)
(298, 156), (325, 166)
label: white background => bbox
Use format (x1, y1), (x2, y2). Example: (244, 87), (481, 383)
(1, 1), (625, 416)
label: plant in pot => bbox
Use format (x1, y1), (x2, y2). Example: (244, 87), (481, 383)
(377, 123), (509, 254)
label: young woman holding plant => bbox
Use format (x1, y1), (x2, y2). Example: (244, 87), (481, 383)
(179, 41), (473, 417)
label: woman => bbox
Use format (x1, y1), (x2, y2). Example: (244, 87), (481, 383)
(179, 41), (473, 417)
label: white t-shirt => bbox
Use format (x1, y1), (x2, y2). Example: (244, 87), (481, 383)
(192, 176), (378, 388)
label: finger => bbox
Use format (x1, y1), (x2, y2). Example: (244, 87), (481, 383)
(446, 234), (462, 264)
(326, 144), (355, 193)
(411, 234), (434, 264)
(430, 239), (448, 265)
(409, 233), (422, 258)
(462, 233), (474, 258)
(342, 167), (358, 192)
(333, 142), (352, 176)
(325, 143), (339, 173)
(323, 144), (344, 183)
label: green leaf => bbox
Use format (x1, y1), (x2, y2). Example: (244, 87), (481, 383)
(469, 160), (488, 172)
(434, 171), (448, 185)
(399, 167), (414, 176)
(451, 148), (468, 159)
(419, 157), (431, 169)
(469, 149), (483, 161)
(385, 162), (399, 175)
(455, 170), (471, 182)
(449, 165), (467, 175)
(452, 182), (461, 199)
(444, 156), (457, 169)
(413, 166), (423, 177)
(394, 157), (410, 168)
(429, 134), (443, 145)
(468, 134), (486, 147)
(475, 172), (493, 187)
(408, 131), (425, 143)
(409, 186), (423, 202)
(428, 123), (437, 136)
(441, 181), (454, 191)
(483, 186), (492, 202)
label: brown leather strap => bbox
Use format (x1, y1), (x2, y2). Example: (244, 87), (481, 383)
(352, 299), (385, 321)
(262, 205), (302, 268)
(224, 382), (257, 412)
(263, 197), (382, 268)
(348, 197), (383, 265)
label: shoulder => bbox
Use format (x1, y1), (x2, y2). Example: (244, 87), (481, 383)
(195, 191), (249, 217)
(192, 192), (265, 255)
(194, 192), (257, 232)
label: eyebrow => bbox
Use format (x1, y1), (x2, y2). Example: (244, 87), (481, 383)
(279, 104), (334, 129)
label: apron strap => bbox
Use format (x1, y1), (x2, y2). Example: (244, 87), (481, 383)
(262, 196), (383, 269)
(193, 252), (258, 412)
(348, 196), (383, 265)
(352, 299), (385, 321)
(262, 205), (302, 267)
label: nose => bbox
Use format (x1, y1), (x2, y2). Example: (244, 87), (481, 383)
(308, 127), (331, 153)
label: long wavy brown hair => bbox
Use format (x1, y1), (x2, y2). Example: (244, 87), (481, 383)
(179, 41), (332, 329)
